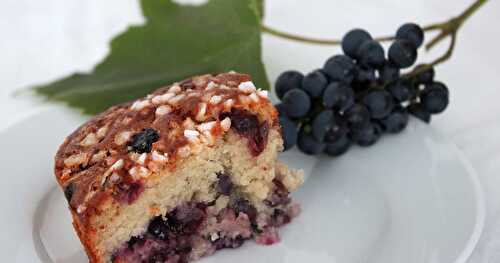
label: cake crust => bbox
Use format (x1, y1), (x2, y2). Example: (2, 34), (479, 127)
(56, 73), (275, 217)
(54, 72), (301, 263)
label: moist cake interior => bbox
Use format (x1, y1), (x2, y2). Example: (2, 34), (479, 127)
(111, 110), (301, 263)
(113, 176), (300, 263)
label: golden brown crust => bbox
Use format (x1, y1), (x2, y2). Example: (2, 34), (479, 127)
(54, 72), (278, 262)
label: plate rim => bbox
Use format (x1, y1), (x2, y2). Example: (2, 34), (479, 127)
(447, 139), (485, 263)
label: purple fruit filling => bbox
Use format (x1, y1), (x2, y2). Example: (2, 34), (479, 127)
(114, 181), (145, 204)
(113, 179), (300, 263)
(220, 109), (269, 156)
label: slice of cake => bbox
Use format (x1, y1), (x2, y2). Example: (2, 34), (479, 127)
(54, 72), (304, 263)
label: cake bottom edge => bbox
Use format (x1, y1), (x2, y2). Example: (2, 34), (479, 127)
(112, 180), (300, 263)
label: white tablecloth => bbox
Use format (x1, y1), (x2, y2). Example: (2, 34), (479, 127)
(1, 0), (499, 262)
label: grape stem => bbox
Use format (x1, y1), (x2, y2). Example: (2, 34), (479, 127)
(261, 0), (488, 73)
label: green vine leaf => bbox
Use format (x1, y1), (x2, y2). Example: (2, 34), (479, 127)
(34, 0), (268, 115)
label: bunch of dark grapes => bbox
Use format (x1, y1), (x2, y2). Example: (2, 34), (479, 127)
(275, 23), (449, 156)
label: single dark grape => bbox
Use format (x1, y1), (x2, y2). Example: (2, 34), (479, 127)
(275, 71), (304, 99)
(388, 40), (417, 69)
(358, 40), (385, 68)
(344, 104), (371, 129)
(216, 173), (233, 196)
(63, 183), (74, 202)
(312, 110), (335, 142)
(414, 64), (435, 84)
(342, 29), (373, 59)
(129, 128), (160, 153)
(148, 217), (169, 240)
(282, 89), (311, 118)
(396, 23), (424, 48)
(324, 116), (348, 143)
(354, 67), (376, 84)
(324, 133), (351, 156)
(379, 63), (400, 83)
(302, 70), (328, 98)
(297, 130), (325, 155)
(408, 103), (431, 123)
(350, 122), (382, 147)
(380, 106), (409, 133)
(420, 81), (449, 114)
(387, 80), (415, 102)
(323, 55), (356, 83)
(362, 89), (394, 119)
(279, 116), (298, 151)
(322, 82), (355, 111)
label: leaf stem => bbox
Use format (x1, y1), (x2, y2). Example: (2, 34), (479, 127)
(261, 0), (488, 77)
(261, 0), (487, 48)
(403, 0), (487, 77)
(260, 24), (390, 45)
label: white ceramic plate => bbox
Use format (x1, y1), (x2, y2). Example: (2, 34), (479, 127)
(0, 106), (484, 263)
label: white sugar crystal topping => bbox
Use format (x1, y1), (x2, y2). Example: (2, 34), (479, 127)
(168, 84), (182, 94)
(80, 133), (97, 147)
(168, 94), (185, 105)
(195, 102), (207, 121)
(248, 92), (260, 103)
(184, 129), (200, 140)
(197, 121), (216, 132)
(238, 81), (256, 93)
(152, 93), (175, 105)
(221, 117), (231, 131)
(206, 81), (218, 90)
(152, 151), (168, 162)
(96, 126), (108, 139)
(178, 145), (191, 157)
(111, 159), (124, 170)
(155, 105), (172, 116)
(257, 89), (268, 98)
(137, 153), (147, 165)
(115, 131), (132, 146)
(129, 166), (150, 180)
(209, 95), (222, 105)
(224, 99), (234, 110)
(131, 100), (151, 110)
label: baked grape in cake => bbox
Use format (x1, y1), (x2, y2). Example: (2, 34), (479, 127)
(54, 72), (303, 263)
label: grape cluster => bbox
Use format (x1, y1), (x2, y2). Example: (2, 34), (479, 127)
(275, 23), (449, 156)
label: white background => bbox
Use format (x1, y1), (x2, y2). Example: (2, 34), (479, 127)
(1, 0), (499, 262)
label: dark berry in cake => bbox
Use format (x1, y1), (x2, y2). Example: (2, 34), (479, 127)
(216, 173), (233, 196)
(129, 128), (160, 153)
(64, 182), (75, 203)
(233, 199), (258, 222)
(221, 109), (269, 156)
(148, 216), (169, 240)
(114, 181), (145, 204)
